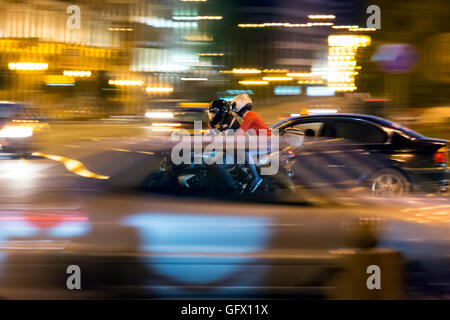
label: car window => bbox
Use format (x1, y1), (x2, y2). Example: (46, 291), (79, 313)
(383, 119), (424, 139)
(287, 121), (325, 138)
(330, 120), (387, 143)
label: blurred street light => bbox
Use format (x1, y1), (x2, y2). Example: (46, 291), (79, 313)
(198, 53), (224, 56)
(146, 87), (174, 93)
(332, 25), (359, 29)
(63, 71), (92, 77)
(263, 76), (293, 81)
(8, 62), (48, 71)
(328, 35), (371, 92)
(239, 80), (269, 85)
(181, 78), (208, 81)
(308, 15), (336, 19)
(45, 75), (75, 86)
(109, 80), (143, 86)
(232, 68), (262, 74)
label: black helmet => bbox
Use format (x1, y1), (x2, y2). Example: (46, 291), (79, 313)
(209, 99), (230, 127)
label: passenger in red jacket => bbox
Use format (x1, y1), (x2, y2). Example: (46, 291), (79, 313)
(231, 94), (271, 136)
(231, 94), (270, 192)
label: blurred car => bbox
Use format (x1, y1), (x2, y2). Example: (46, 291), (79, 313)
(272, 113), (448, 195)
(0, 102), (48, 156)
(145, 105), (210, 135)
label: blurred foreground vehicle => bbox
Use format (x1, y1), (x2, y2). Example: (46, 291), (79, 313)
(0, 102), (48, 157)
(273, 113), (448, 196)
(0, 139), (449, 299)
(145, 105), (210, 135)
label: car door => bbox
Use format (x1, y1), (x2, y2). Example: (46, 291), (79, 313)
(278, 118), (347, 189)
(323, 118), (391, 187)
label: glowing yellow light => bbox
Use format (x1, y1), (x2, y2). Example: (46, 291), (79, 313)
(109, 80), (143, 86)
(178, 102), (210, 107)
(308, 15), (336, 19)
(45, 75), (75, 86)
(287, 73), (315, 77)
(302, 109), (338, 115)
(180, 78), (208, 81)
(239, 80), (269, 85)
(349, 28), (377, 32)
(198, 53), (224, 56)
(150, 127), (180, 133)
(145, 112), (174, 119)
(238, 23), (309, 28)
(146, 87), (174, 93)
(151, 123), (182, 127)
(32, 153), (109, 180)
(327, 35), (371, 92)
(299, 80), (323, 84)
(8, 62), (48, 71)
(307, 22), (334, 26)
(263, 69), (290, 73)
(328, 35), (371, 47)
(0, 125), (33, 138)
(108, 27), (134, 31)
(185, 35), (213, 41)
(332, 25), (359, 29)
(328, 61), (357, 67)
(232, 68), (262, 74)
(173, 16), (222, 21)
(63, 70), (92, 77)
(263, 76), (293, 81)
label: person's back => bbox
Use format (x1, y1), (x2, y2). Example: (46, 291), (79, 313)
(239, 110), (271, 136)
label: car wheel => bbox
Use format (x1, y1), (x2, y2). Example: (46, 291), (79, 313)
(370, 169), (410, 197)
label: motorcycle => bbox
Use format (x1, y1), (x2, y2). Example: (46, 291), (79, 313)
(141, 130), (304, 198)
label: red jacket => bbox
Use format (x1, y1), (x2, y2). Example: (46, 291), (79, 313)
(237, 111), (272, 136)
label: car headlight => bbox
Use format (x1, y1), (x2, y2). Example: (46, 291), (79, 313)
(0, 125), (34, 138)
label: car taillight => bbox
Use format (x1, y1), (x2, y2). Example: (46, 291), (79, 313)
(434, 147), (448, 164)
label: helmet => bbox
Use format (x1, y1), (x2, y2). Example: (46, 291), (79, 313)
(209, 99), (230, 127)
(209, 99), (229, 115)
(231, 94), (253, 113)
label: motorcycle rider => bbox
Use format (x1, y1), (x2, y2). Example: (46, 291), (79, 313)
(231, 94), (271, 193)
(208, 99), (241, 134)
(207, 99), (242, 190)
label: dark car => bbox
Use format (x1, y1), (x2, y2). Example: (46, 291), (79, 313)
(272, 113), (448, 195)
